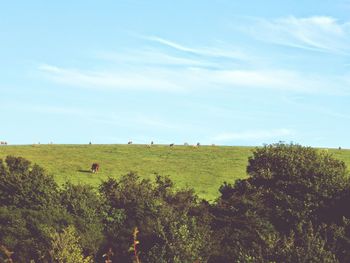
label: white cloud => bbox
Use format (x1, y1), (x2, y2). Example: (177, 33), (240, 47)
(145, 35), (249, 60)
(146, 36), (199, 53)
(96, 49), (217, 68)
(38, 63), (185, 92)
(38, 63), (350, 95)
(36, 29), (350, 95)
(244, 16), (350, 54)
(205, 69), (322, 93)
(213, 129), (293, 142)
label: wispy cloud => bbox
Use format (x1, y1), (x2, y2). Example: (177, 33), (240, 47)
(38, 64), (185, 92)
(213, 128), (293, 142)
(146, 36), (199, 54)
(38, 63), (350, 95)
(202, 68), (345, 94)
(96, 49), (217, 68)
(145, 35), (249, 60)
(243, 16), (350, 54)
(37, 29), (350, 95)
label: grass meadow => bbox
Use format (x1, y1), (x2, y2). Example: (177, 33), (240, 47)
(1, 144), (350, 201)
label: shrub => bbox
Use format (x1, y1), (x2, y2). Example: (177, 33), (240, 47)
(50, 226), (93, 263)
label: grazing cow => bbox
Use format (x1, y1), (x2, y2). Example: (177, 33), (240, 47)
(197, 142), (200, 147)
(128, 141), (133, 145)
(91, 163), (100, 173)
(169, 143), (174, 147)
(151, 141), (154, 145)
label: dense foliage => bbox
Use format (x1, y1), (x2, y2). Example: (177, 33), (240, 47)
(1, 143), (350, 262)
(210, 144), (350, 262)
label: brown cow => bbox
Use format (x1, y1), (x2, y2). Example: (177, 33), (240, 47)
(91, 163), (100, 173)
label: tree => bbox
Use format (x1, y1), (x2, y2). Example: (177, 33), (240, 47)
(60, 183), (104, 257)
(0, 156), (73, 262)
(246, 143), (349, 231)
(99, 173), (213, 263)
(50, 226), (93, 263)
(211, 143), (349, 262)
(0, 156), (59, 209)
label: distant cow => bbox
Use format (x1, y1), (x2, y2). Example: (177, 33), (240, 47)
(151, 141), (154, 145)
(169, 143), (174, 147)
(91, 163), (100, 173)
(197, 142), (200, 146)
(128, 141), (133, 145)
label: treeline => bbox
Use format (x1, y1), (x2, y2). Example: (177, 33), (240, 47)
(1, 144), (350, 262)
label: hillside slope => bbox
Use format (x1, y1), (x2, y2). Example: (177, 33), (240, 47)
(1, 144), (349, 200)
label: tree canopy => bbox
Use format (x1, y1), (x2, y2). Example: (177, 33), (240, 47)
(1, 144), (350, 262)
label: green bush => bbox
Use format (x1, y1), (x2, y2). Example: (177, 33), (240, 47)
(211, 143), (350, 262)
(99, 173), (213, 262)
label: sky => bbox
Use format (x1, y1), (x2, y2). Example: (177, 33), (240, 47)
(0, 0), (349, 147)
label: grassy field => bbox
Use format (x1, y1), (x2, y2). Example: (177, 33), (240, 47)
(1, 144), (350, 201)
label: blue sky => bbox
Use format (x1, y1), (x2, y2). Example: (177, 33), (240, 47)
(1, 0), (350, 147)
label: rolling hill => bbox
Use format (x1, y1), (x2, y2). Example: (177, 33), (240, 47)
(1, 144), (349, 201)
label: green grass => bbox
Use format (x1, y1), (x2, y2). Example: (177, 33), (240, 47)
(1, 144), (350, 201)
